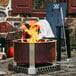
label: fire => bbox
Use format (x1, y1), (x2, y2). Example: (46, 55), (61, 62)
(20, 20), (40, 43)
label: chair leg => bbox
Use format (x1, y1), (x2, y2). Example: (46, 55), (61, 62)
(65, 26), (71, 58)
(56, 26), (61, 61)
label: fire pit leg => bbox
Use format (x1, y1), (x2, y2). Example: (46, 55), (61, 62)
(28, 43), (36, 74)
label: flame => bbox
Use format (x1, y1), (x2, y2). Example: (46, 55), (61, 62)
(20, 20), (40, 43)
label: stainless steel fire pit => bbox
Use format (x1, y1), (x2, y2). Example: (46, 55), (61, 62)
(13, 39), (56, 74)
(8, 39), (60, 74)
(14, 39), (56, 63)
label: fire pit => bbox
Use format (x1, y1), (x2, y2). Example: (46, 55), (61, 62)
(14, 39), (56, 64)
(12, 39), (57, 74)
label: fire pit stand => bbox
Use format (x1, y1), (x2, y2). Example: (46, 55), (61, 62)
(28, 43), (36, 74)
(8, 39), (60, 74)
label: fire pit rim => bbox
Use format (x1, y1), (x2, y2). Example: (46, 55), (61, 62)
(13, 39), (56, 43)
